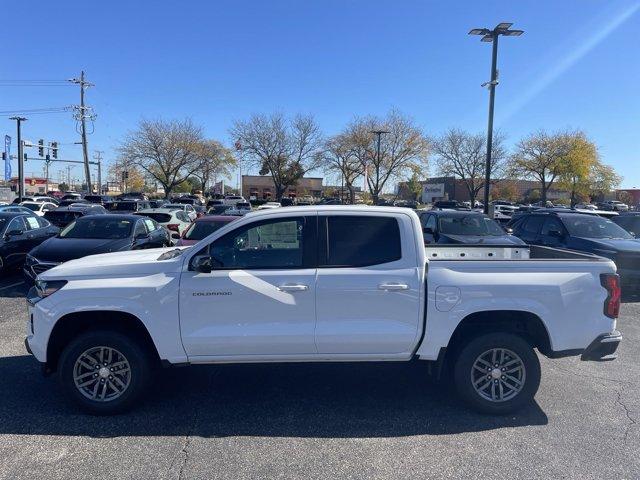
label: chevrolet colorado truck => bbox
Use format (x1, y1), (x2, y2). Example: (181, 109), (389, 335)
(25, 206), (622, 415)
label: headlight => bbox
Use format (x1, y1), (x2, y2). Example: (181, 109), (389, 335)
(35, 279), (67, 298)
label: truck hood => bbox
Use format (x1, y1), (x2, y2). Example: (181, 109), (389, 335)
(39, 247), (185, 279)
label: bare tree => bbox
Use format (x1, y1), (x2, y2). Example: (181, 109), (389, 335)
(230, 113), (324, 201)
(322, 133), (364, 204)
(345, 110), (429, 204)
(118, 118), (204, 198)
(193, 140), (237, 194)
(432, 128), (506, 205)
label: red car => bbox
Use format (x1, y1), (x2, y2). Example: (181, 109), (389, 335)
(176, 215), (240, 246)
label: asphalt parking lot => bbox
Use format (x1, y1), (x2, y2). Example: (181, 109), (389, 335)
(0, 271), (638, 480)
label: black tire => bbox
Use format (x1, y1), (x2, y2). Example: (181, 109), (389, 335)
(58, 330), (154, 415)
(453, 332), (541, 415)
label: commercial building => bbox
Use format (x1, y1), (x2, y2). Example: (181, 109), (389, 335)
(242, 175), (323, 200)
(8, 177), (59, 195)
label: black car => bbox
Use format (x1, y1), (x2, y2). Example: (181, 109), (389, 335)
(109, 200), (152, 213)
(510, 211), (640, 289)
(58, 198), (90, 207)
(44, 204), (107, 229)
(24, 214), (170, 282)
(0, 212), (59, 274)
(149, 199), (169, 209)
(432, 200), (465, 210)
(417, 210), (525, 245)
(84, 194), (113, 206)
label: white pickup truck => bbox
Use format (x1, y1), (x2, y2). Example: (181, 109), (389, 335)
(25, 206), (622, 415)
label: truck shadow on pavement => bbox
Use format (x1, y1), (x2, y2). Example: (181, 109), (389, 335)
(0, 355), (548, 438)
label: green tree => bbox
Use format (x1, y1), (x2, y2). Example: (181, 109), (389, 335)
(406, 170), (423, 202)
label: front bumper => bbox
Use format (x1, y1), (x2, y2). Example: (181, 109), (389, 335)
(581, 330), (622, 361)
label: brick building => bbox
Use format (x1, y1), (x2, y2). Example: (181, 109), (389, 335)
(242, 175), (323, 200)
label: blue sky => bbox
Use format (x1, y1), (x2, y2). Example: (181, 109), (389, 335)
(1, 0), (639, 189)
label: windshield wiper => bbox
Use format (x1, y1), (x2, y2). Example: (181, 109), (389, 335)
(157, 248), (183, 260)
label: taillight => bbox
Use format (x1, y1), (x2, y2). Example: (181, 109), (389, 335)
(600, 273), (621, 318)
(166, 224), (180, 232)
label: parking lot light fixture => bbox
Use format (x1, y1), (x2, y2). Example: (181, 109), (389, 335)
(469, 22), (524, 214)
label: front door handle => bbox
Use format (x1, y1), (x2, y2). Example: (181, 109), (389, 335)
(378, 283), (409, 291)
(276, 284), (309, 292)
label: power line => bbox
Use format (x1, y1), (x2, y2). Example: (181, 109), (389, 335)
(69, 71), (95, 193)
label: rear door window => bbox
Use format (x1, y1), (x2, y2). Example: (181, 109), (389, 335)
(322, 216), (401, 267)
(522, 216), (545, 234)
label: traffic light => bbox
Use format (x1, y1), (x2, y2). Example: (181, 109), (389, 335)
(51, 141), (58, 159)
(38, 139), (44, 157)
(122, 171), (129, 182)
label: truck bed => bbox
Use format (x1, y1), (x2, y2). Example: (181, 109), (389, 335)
(425, 244), (608, 262)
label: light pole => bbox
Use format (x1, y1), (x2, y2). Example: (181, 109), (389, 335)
(9, 116), (27, 201)
(469, 22), (523, 214)
(370, 129), (389, 204)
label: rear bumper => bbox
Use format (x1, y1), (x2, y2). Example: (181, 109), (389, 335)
(581, 330), (622, 361)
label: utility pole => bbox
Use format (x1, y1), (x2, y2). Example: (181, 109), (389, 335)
(93, 150), (104, 194)
(69, 71), (95, 193)
(469, 22), (524, 214)
(9, 116), (27, 201)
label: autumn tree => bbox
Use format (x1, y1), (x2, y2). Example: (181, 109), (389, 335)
(322, 133), (364, 204)
(230, 113), (324, 201)
(406, 170), (424, 202)
(118, 118), (205, 198)
(193, 140), (237, 195)
(588, 162), (622, 202)
(108, 162), (146, 193)
(432, 128), (506, 205)
(345, 110), (429, 204)
(556, 132), (599, 206)
(508, 130), (586, 204)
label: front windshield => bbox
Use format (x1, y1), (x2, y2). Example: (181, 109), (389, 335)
(22, 203), (40, 211)
(439, 215), (505, 236)
(60, 218), (133, 239)
(563, 216), (633, 239)
(184, 221), (228, 240)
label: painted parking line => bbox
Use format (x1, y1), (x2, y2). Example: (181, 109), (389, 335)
(0, 281), (25, 292)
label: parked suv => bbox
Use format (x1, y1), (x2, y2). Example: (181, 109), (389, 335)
(417, 210), (524, 245)
(597, 200), (629, 212)
(510, 211), (640, 289)
(44, 204), (107, 229)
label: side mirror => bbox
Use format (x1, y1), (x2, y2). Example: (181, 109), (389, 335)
(171, 232), (181, 240)
(422, 227), (434, 235)
(548, 230), (564, 238)
(191, 255), (212, 273)
(135, 232), (149, 240)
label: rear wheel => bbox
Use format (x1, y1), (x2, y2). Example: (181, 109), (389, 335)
(58, 330), (154, 415)
(453, 332), (540, 414)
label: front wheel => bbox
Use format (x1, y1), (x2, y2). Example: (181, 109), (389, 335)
(58, 330), (154, 415)
(453, 332), (541, 414)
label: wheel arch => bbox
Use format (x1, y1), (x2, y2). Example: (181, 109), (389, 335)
(444, 310), (552, 367)
(46, 310), (160, 373)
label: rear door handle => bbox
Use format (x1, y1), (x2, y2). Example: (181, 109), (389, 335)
(276, 284), (309, 292)
(378, 283), (409, 291)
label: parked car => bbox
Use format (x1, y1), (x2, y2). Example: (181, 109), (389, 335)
(223, 195), (246, 207)
(206, 199), (225, 209)
(148, 199), (169, 209)
(256, 202), (282, 210)
(60, 193), (82, 202)
(12, 196), (39, 204)
(20, 201), (58, 217)
(58, 198), (90, 207)
(194, 206), (207, 218)
(44, 204), (107, 229)
(417, 210), (525, 245)
(173, 196), (204, 206)
(0, 212), (59, 274)
(117, 192), (148, 201)
(208, 204), (231, 215)
(84, 195), (113, 206)
(597, 200), (629, 212)
(611, 212), (640, 237)
(176, 215), (239, 246)
(109, 200), (152, 214)
(134, 208), (192, 244)
(223, 202), (251, 216)
(432, 200), (464, 210)
(510, 211), (640, 290)
(0, 205), (37, 215)
(25, 206), (621, 415)
(24, 214), (169, 283)
(163, 203), (197, 221)
(28, 195), (60, 205)
(280, 197), (295, 207)
(575, 203), (598, 211)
